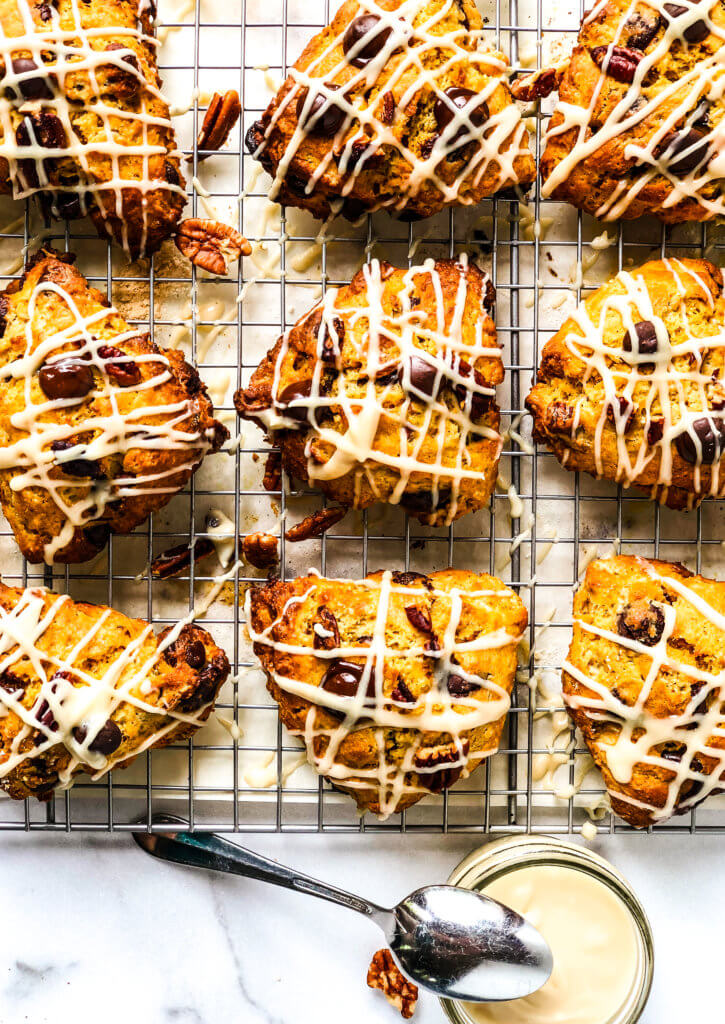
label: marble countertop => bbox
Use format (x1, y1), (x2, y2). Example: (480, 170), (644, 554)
(1, 830), (720, 1024)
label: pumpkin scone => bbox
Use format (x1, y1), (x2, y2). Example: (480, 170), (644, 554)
(526, 258), (725, 510)
(540, 0), (725, 222)
(564, 555), (725, 827)
(0, 579), (229, 801)
(0, 0), (186, 256)
(247, 568), (527, 817)
(245, 0), (535, 223)
(235, 256), (503, 526)
(0, 250), (228, 564)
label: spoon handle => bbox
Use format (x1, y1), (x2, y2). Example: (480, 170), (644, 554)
(134, 816), (385, 921)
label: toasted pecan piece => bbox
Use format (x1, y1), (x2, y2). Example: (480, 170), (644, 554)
(194, 90), (242, 159)
(284, 506), (347, 542)
(367, 949), (418, 1019)
(242, 531), (279, 569)
(175, 219), (251, 276)
(150, 538), (216, 579)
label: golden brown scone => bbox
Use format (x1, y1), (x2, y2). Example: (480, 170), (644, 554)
(247, 568), (527, 817)
(245, 0), (534, 222)
(0, 250), (228, 564)
(235, 257), (503, 526)
(0, 0), (185, 256)
(565, 555), (725, 827)
(541, 0), (725, 222)
(0, 579), (230, 800)
(526, 258), (725, 510)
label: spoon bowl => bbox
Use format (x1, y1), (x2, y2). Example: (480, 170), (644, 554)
(133, 814), (552, 1003)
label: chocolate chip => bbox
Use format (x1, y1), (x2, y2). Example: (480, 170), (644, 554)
(38, 359), (93, 400)
(405, 604), (432, 633)
(17, 110), (65, 149)
(83, 522), (111, 549)
(275, 379), (312, 422)
(391, 570), (431, 587)
(37, 3), (54, 21)
(447, 674), (479, 697)
(52, 192), (84, 220)
(0, 670), (26, 692)
(342, 14), (393, 67)
(623, 319), (659, 357)
(97, 343), (141, 386)
(50, 440), (103, 479)
(185, 640), (207, 669)
(660, 742), (686, 763)
(165, 159), (181, 186)
(408, 354), (438, 398)
(646, 418), (665, 445)
(624, 10), (661, 48)
(591, 45), (643, 83)
(675, 416), (725, 464)
(320, 659), (375, 700)
(605, 395), (635, 431)
(296, 85), (345, 138)
(400, 488), (452, 515)
(391, 680), (415, 703)
(656, 127), (710, 174)
(663, 3), (709, 42)
(10, 56), (53, 100)
(244, 121), (265, 155)
(313, 606), (341, 651)
(434, 87), (489, 146)
(86, 719), (123, 755)
(617, 599), (665, 646)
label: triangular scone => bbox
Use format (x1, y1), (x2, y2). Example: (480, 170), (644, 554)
(0, 251), (228, 564)
(526, 258), (725, 510)
(0, 580), (229, 801)
(248, 569), (527, 817)
(235, 257), (503, 526)
(245, 0), (535, 222)
(0, 0), (185, 256)
(565, 555), (725, 827)
(541, 0), (725, 221)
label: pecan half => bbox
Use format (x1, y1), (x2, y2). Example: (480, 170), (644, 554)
(150, 538), (215, 580)
(175, 219), (251, 276)
(591, 45), (643, 84)
(511, 57), (569, 101)
(262, 450), (282, 491)
(242, 531), (279, 569)
(367, 949), (418, 1020)
(194, 90), (242, 160)
(285, 505), (347, 542)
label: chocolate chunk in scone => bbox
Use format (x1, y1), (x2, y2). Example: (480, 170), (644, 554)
(235, 257), (503, 526)
(564, 555), (725, 827)
(526, 257), (725, 510)
(0, 580), (229, 801)
(0, 250), (228, 564)
(541, 0), (725, 222)
(0, 0), (185, 257)
(247, 568), (527, 817)
(245, 0), (535, 222)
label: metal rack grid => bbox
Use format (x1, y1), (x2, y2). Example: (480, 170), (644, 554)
(1, 0), (725, 835)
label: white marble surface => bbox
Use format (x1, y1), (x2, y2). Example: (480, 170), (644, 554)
(0, 831), (721, 1023)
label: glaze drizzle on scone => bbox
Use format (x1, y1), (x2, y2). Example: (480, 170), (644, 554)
(235, 256), (503, 525)
(0, 252), (227, 563)
(245, 0), (535, 222)
(542, 0), (725, 222)
(0, 0), (185, 255)
(526, 258), (725, 510)
(0, 580), (229, 800)
(247, 568), (527, 817)
(564, 555), (725, 826)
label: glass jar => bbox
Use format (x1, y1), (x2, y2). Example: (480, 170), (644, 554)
(440, 834), (654, 1024)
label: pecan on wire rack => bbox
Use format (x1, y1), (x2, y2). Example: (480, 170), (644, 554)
(242, 531), (279, 569)
(175, 219), (251, 275)
(284, 505), (347, 542)
(194, 89), (242, 159)
(367, 949), (418, 1019)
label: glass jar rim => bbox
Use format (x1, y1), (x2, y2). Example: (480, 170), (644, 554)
(440, 834), (654, 1024)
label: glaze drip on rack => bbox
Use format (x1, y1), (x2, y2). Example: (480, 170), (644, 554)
(247, 568), (527, 818)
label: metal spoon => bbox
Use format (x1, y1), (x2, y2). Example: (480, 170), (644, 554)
(133, 814), (552, 1003)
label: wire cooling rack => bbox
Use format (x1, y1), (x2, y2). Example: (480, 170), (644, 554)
(2, 0), (725, 834)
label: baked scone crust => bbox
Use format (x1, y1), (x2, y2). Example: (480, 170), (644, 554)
(248, 568), (527, 817)
(0, 579), (230, 800)
(565, 555), (725, 827)
(0, 251), (228, 564)
(526, 257), (725, 509)
(0, 0), (185, 256)
(541, 0), (725, 222)
(245, 0), (534, 222)
(235, 257), (503, 526)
